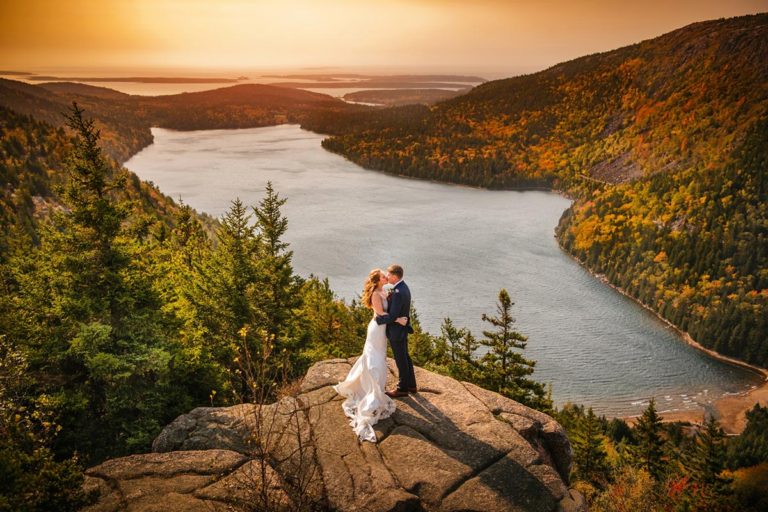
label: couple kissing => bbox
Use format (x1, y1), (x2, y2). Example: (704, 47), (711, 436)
(333, 264), (417, 442)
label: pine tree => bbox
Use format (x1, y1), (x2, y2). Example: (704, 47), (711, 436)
(252, 182), (301, 357)
(407, 306), (438, 367)
(15, 104), (183, 461)
(459, 330), (479, 361)
(56, 102), (129, 323)
(440, 318), (480, 382)
(171, 200), (210, 268)
(633, 398), (666, 480)
(189, 198), (261, 399)
(685, 416), (731, 492)
(572, 407), (610, 485)
(439, 317), (467, 363)
(479, 289), (549, 410)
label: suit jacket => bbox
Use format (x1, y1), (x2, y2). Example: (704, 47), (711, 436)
(375, 280), (415, 342)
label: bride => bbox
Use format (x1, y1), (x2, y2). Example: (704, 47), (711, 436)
(333, 269), (408, 442)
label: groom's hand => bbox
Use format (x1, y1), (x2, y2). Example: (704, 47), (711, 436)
(395, 317), (408, 326)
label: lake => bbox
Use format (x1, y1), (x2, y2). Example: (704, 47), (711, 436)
(125, 124), (762, 416)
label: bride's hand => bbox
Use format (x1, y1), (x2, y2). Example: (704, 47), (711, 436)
(396, 317), (408, 326)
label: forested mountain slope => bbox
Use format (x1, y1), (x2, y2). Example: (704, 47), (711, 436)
(0, 107), (203, 254)
(317, 14), (767, 188)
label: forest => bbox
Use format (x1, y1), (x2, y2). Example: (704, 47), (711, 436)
(1, 102), (766, 511)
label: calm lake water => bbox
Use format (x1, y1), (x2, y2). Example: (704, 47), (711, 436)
(125, 125), (762, 416)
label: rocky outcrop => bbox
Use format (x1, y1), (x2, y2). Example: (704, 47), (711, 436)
(85, 358), (585, 511)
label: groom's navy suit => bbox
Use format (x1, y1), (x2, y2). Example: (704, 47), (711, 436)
(376, 280), (417, 392)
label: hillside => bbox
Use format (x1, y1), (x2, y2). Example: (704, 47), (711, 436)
(0, 106), (212, 253)
(317, 14), (767, 187)
(313, 14), (768, 366)
(0, 78), (152, 163)
(343, 87), (471, 106)
(0, 79), (365, 163)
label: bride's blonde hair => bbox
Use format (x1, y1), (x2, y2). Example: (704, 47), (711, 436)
(362, 268), (384, 309)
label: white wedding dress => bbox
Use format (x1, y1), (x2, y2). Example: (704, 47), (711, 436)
(333, 297), (395, 442)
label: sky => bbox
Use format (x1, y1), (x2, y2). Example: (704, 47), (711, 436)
(1, 0), (766, 77)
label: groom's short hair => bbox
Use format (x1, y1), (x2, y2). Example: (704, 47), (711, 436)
(387, 264), (404, 278)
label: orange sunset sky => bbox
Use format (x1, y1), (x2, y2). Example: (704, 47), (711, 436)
(1, 0), (766, 76)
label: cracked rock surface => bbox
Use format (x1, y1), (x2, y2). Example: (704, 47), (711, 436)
(85, 358), (586, 511)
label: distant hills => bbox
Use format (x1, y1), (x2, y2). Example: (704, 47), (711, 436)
(0, 79), (364, 162)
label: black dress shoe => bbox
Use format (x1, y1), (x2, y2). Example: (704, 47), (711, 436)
(407, 387), (418, 393)
(385, 389), (409, 398)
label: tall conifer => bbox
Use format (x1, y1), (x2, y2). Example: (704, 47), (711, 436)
(479, 289), (549, 409)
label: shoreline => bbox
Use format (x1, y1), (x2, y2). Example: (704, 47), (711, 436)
(560, 242), (768, 434)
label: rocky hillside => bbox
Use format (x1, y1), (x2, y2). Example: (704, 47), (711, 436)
(82, 359), (585, 512)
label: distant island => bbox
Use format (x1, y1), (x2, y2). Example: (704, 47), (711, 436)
(26, 75), (242, 83)
(263, 72), (486, 82)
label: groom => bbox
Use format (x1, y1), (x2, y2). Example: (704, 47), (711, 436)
(376, 264), (417, 398)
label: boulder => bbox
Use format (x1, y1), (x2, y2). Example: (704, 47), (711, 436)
(87, 358), (585, 511)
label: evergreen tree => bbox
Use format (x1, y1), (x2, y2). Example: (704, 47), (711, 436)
(633, 398), (666, 480)
(448, 323), (481, 382)
(170, 200), (210, 268)
(459, 330), (479, 361)
(252, 182), (301, 359)
(192, 198), (261, 399)
(685, 416), (731, 492)
(479, 289), (549, 410)
(606, 417), (634, 444)
(11, 104), (184, 461)
(726, 404), (768, 469)
(214, 197), (259, 330)
(56, 103), (129, 323)
(572, 407), (610, 485)
(439, 317), (467, 364)
(407, 306), (439, 367)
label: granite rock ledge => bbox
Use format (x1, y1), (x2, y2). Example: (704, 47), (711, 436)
(84, 358), (586, 511)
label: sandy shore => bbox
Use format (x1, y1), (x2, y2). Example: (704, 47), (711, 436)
(622, 382), (768, 435)
(713, 379), (768, 434)
(561, 248), (768, 435)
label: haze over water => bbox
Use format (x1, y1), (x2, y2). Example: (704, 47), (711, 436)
(125, 124), (762, 417)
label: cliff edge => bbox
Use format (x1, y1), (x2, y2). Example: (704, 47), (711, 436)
(83, 358), (585, 511)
